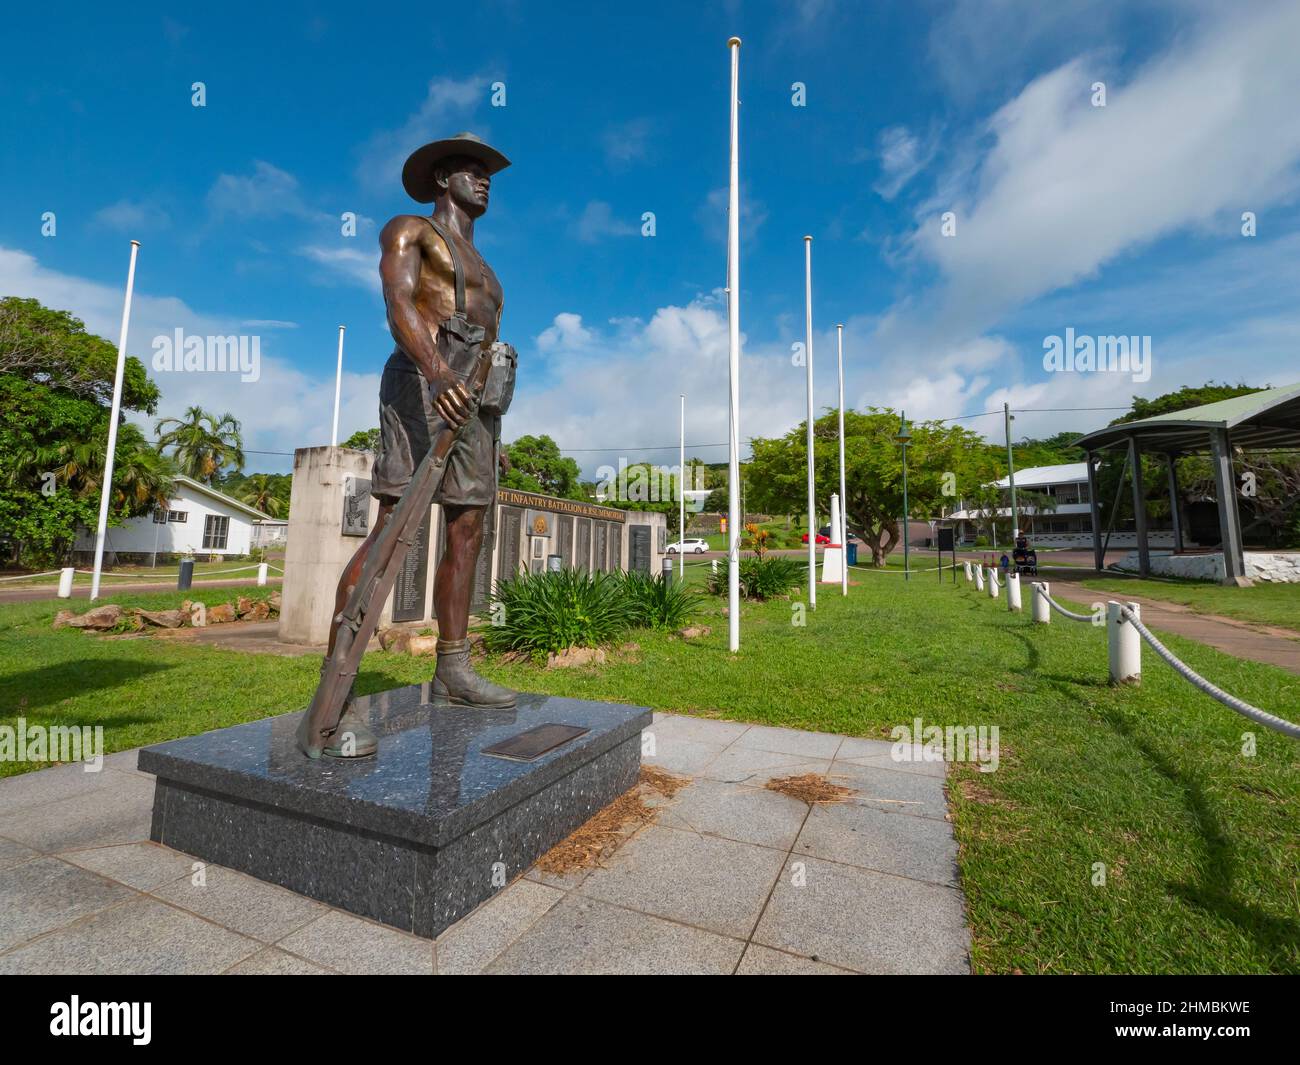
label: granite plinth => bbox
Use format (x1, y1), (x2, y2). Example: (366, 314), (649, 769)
(139, 684), (650, 938)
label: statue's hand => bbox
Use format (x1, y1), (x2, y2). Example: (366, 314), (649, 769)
(498, 450), (512, 476)
(430, 364), (472, 428)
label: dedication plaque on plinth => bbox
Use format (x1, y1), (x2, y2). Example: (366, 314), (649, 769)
(392, 508), (431, 622)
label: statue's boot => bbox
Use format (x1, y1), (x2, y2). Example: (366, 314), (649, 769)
(314, 660), (379, 759)
(432, 637), (517, 708)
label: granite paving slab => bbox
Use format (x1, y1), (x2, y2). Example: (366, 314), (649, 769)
(753, 856), (970, 974)
(0, 856), (135, 952)
(484, 894), (745, 975)
(655, 777), (808, 850)
(0, 897), (262, 975)
(578, 823), (786, 938)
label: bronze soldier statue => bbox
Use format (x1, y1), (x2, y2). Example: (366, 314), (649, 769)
(296, 132), (518, 759)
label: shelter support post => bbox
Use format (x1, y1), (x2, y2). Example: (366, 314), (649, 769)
(1127, 436), (1150, 578)
(1210, 428), (1248, 586)
(1086, 450), (1103, 572)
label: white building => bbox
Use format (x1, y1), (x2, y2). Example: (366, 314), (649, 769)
(74, 475), (283, 562)
(946, 462), (1173, 548)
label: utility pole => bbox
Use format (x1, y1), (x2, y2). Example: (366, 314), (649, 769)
(1004, 401), (1018, 547)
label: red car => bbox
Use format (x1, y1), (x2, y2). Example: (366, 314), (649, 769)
(801, 532), (831, 544)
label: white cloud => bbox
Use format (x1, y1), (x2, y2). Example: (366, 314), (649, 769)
(697, 185), (768, 244)
(93, 199), (171, 232)
(356, 75), (490, 194)
(872, 126), (936, 201)
(300, 244), (381, 293)
(0, 246), (372, 469)
(573, 201), (636, 243)
(602, 118), (653, 167)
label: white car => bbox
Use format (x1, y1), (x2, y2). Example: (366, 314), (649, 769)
(666, 538), (710, 554)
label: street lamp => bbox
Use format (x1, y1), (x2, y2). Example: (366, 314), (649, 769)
(895, 411), (912, 582)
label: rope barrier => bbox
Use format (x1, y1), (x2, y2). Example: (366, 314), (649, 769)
(1117, 605), (1300, 740)
(1033, 583), (1095, 623)
(0, 570), (61, 583)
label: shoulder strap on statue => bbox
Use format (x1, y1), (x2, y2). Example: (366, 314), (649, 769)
(422, 216), (466, 317)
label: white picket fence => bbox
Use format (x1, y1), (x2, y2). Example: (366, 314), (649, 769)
(959, 563), (1300, 740)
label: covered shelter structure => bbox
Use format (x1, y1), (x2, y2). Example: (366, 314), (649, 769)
(1073, 384), (1300, 585)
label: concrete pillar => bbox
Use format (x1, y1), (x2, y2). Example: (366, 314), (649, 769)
(1210, 428), (1248, 586)
(975, 566), (984, 591)
(1031, 581), (1050, 624)
(986, 567), (998, 599)
(1127, 436), (1150, 577)
(57, 567), (75, 598)
(257, 562), (269, 586)
(1006, 571), (1022, 611)
(963, 560), (973, 582)
(1107, 601), (1141, 684)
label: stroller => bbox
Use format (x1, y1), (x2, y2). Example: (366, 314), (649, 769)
(1012, 536), (1038, 577)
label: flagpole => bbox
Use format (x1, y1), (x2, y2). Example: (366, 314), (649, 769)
(726, 36), (742, 652)
(837, 323), (848, 595)
(331, 324), (346, 446)
(90, 239), (141, 602)
(803, 235), (816, 610)
(679, 393), (685, 582)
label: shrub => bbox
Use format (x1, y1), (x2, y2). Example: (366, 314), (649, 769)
(706, 555), (802, 600)
(479, 568), (637, 658)
(615, 571), (703, 630)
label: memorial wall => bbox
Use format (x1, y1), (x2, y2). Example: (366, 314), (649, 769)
(278, 446), (668, 645)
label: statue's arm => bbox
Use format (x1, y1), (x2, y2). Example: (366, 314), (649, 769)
(379, 217), (439, 383)
(380, 218), (472, 425)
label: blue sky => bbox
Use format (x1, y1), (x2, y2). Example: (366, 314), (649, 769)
(3, 0), (1299, 477)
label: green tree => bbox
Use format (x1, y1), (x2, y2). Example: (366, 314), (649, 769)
(342, 427), (380, 452)
(0, 298), (163, 566)
(237, 473), (287, 517)
(0, 297), (159, 412)
(155, 406), (245, 482)
(747, 408), (993, 566)
(500, 435), (585, 500)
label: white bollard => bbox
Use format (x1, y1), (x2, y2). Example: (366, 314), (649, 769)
(986, 568), (998, 599)
(1031, 582), (1050, 624)
(257, 562), (268, 586)
(963, 560), (973, 582)
(711, 558), (718, 575)
(1006, 571), (1022, 611)
(1107, 601), (1141, 685)
(974, 566), (984, 591)
(57, 567), (75, 598)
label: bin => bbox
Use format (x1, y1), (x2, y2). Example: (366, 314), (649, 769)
(846, 542), (858, 566)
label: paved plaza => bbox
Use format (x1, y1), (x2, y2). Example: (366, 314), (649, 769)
(0, 713), (970, 975)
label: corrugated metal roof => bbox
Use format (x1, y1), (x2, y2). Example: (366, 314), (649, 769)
(1073, 383), (1300, 453)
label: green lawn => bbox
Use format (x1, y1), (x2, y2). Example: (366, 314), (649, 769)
(1078, 576), (1300, 634)
(1, 570), (1298, 973)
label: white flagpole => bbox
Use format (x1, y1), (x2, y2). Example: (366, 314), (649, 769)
(804, 235), (816, 610)
(331, 324), (346, 446)
(679, 393), (686, 582)
(837, 323), (848, 595)
(726, 36), (742, 652)
(90, 240), (141, 602)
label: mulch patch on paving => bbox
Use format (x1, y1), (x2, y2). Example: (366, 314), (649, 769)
(533, 765), (691, 876)
(765, 772), (855, 805)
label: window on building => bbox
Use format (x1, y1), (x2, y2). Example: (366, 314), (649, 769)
(202, 515), (229, 550)
(152, 508), (167, 524)
(167, 510), (188, 523)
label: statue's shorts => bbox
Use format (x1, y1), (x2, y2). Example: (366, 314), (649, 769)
(371, 349), (498, 508)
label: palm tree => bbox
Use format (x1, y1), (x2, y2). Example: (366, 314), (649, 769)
(155, 406), (245, 482)
(27, 421), (176, 515)
(239, 473), (284, 517)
